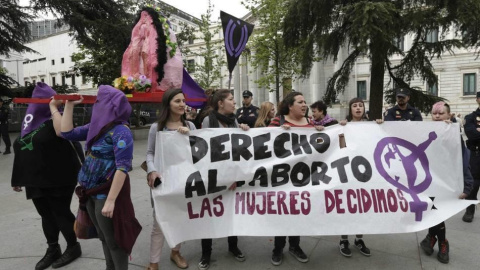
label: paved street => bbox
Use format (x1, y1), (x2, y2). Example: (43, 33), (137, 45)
(1, 132), (479, 270)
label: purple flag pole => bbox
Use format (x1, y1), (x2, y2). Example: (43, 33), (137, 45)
(228, 73), (233, 91)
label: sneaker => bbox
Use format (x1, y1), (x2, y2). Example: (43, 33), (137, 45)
(229, 246), (246, 262)
(35, 244), (62, 270)
(51, 242), (81, 268)
(420, 234), (437, 256)
(354, 239), (371, 256)
(437, 240), (449, 264)
(462, 205), (475, 222)
(339, 240), (352, 257)
(198, 256), (210, 270)
(271, 251), (283, 266)
(3, 148), (11, 155)
(288, 246), (309, 263)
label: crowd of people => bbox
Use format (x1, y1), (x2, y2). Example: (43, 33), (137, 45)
(10, 83), (479, 269)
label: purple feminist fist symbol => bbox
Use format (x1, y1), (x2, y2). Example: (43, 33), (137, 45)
(373, 132), (437, 221)
(225, 20), (248, 58)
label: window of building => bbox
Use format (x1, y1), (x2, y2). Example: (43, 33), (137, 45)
(426, 29), (439, 43)
(33, 79), (36, 84)
(172, 25), (177, 32)
(188, 37), (194, 45)
(72, 75), (76, 85)
(61, 58), (64, 64)
(393, 36), (404, 51)
(41, 78), (45, 83)
(24, 81), (28, 86)
(61, 75), (66, 85)
(82, 75), (86, 85)
(52, 59), (55, 65)
(428, 82), (438, 96)
(357, 81), (367, 100)
(464, 73), (477, 95)
(52, 76), (56, 86)
(187, 59), (195, 73)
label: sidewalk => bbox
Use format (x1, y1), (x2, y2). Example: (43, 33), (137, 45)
(0, 133), (479, 270)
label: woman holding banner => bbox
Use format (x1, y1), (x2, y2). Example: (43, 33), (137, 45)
(419, 101), (473, 263)
(268, 91), (319, 266)
(254, 101), (276, 127)
(11, 83), (83, 270)
(61, 85), (141, 270)
(145, 88), (195, 270)
(338, 97), (380, 257)
(199, 89), (249, 270)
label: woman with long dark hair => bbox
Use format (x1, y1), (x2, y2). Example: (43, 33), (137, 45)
(61, 85), (141, 270)
(198, 89), (249, 270)
(145, 88), (194, 270)
(268, 91), (322, 266)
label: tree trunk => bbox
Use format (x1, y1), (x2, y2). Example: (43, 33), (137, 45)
(369, 45), (387, 121)
(275, 40), (280, 103)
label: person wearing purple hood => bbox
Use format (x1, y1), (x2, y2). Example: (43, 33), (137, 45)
(60, 85), (141, 270)
(11, 82), (83, 270)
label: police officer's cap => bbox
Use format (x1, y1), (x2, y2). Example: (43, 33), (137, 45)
(242, 90), (253, 97)
(396, 88), (410, 97)
(476, 92), (480, 98)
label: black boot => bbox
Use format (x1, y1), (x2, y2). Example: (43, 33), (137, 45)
(3, 147), (11, 155)
(51, 242), (82, 268)
(35, 244), (61, 270)
(462, 204), (475, 222)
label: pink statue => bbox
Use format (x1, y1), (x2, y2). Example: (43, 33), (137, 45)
(121, 10), (183, 92)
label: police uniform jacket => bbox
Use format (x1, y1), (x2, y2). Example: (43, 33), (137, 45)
(236, 104), (259, 128)
(0, 106), (9, 124)
(384, 104), (423, 121)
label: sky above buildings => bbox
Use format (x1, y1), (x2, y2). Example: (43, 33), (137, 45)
(158, 0), (249, 20)
(19, 0), (249, 21)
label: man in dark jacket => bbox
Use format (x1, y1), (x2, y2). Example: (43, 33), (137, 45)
(384, 88), (423, 121)
(236, 90), (258, 128)
(462, 92), (480, 222)
(0, 99), (11, 154)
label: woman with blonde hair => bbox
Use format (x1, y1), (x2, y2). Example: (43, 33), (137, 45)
(254, 101), (275, 127)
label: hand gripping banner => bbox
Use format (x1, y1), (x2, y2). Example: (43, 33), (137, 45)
(153, 122), (475, 246)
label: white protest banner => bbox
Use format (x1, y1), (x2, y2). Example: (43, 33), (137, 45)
(153, 122), (473, 247)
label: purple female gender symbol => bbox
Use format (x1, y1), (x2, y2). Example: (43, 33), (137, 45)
(373, 132), (437, 221)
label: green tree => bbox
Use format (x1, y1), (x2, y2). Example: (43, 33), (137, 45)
(31, 0), (136, 85)
(191, 0), (225, 89)
(283, 0), (480, 119)
(243, 0), (303, 103)
(0, 0), (35, 94)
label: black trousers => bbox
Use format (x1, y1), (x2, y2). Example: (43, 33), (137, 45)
(0, 123), (10, 148)
(273, 236), (300, 253)
(201, 236), (238, 257)
(32, 195), (77, 246)
(467, 151), (480, 201)
(428, 222), (446, 242)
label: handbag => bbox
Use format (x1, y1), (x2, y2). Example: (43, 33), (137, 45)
(74, 204), (98, 239)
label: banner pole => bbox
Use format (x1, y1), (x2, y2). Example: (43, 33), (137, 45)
(228, 72), (233, 91)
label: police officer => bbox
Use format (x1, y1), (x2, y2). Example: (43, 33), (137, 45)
(462, 92), (480, 222)
(384, 88), (423, 121)
(0, 99), (11, 154)
(236, 90), (259, 128)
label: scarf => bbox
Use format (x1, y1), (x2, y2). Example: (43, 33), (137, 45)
(208, 110), (236, 128)
(86, 85), (132, 149)
(21, 82), (57, 137)
(312, 114), (335, 126)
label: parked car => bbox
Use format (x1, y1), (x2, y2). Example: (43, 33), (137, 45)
(130, 104), (159, 127)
